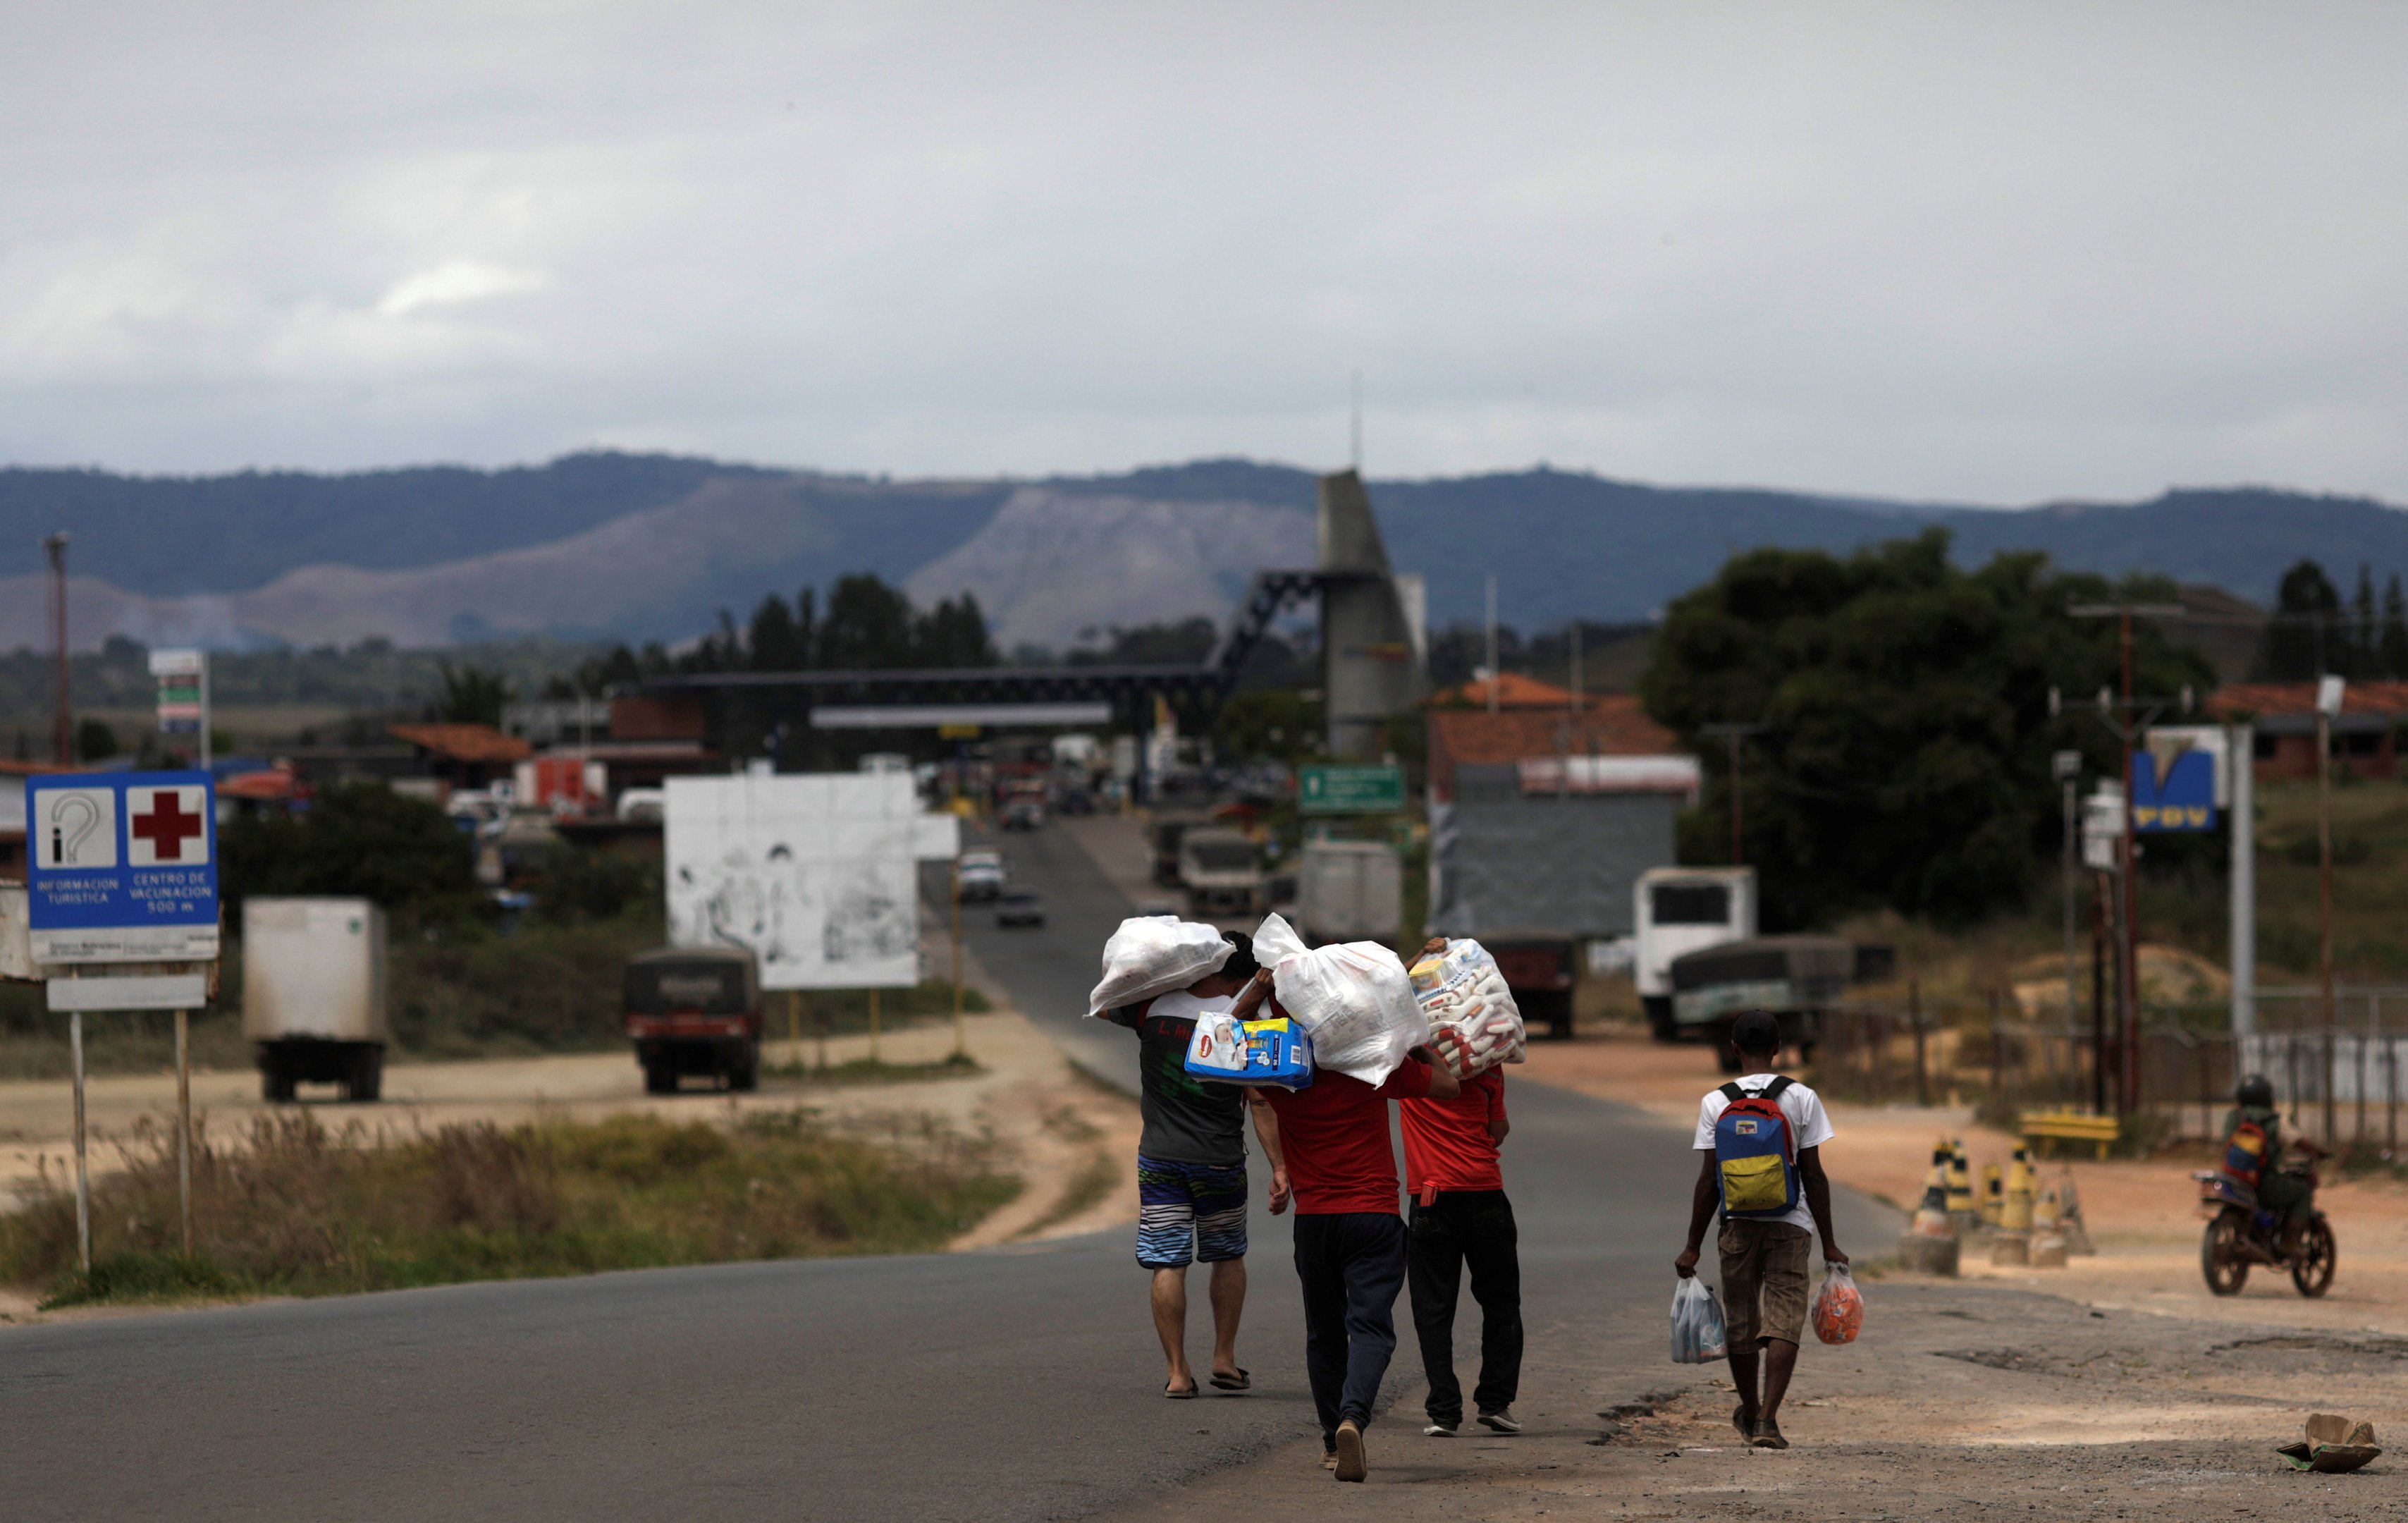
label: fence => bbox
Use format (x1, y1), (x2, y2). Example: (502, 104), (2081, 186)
(1808, 987), (2408, 1149)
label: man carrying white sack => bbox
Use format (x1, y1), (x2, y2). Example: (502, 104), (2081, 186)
(1248, 982), (1461, 1483)
(1102, 935), (1286, 1397)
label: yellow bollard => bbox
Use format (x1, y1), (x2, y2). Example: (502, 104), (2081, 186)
(1899, 1138), (1961, 1274)
(1946, 1137), (1977, 1229)
(2002, 1146), (2037, 1233)
(1979, 1162), (2005, 1228)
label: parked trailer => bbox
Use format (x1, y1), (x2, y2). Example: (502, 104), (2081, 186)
(1298, 840), (1402, 945)
(1668, 934), (1853, 1072)
(625, 946), (763, 1093)
(245, 897), (389, 1102)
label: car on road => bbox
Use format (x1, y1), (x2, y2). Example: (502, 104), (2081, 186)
(959, 849), (1006, 902)
(995, 888), (1046, 928)
(1002, 798), (1046, 831)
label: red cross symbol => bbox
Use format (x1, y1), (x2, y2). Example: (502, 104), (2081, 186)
(132, 790), (205, 863)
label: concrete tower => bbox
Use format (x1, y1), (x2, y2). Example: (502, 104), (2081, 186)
(1317, 470), (1426, 758)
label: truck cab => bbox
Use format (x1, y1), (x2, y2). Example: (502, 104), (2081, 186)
(625, 946), (762, 1094)
(1179, 827), (1265, 922)
(1634, 867), (1757, 1041)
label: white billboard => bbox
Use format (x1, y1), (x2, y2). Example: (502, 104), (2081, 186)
(665, 773), (922, 991)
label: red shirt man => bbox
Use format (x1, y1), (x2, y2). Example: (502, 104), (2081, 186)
(1252, 1030), (1457, 1484)
(1398, 1068), (1522, 1438)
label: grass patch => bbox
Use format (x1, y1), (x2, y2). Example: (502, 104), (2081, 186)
(764, 1053), (985, 1086)
(0, 1108), (1019, 1307)
(1017, 1106), (1118, 1240)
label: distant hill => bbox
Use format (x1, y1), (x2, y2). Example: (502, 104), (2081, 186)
(1, 452), (2402, 652)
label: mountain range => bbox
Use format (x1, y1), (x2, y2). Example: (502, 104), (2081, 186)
(2, 453), (2403, 653)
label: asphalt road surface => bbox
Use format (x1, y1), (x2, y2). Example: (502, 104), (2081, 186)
(1, 817), (1891, 1522)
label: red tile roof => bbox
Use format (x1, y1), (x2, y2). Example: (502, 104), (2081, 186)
(1434, 672), (1590, 710)
(1428, 694), (1681, 801)
(388, 723), (534, 764)
(2206, 681), (2408, 720)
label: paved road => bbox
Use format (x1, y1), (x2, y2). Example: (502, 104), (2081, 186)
(1, 816), (1892, 1522)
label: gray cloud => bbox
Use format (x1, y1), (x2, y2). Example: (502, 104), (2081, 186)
(3, 1), (2404, 503)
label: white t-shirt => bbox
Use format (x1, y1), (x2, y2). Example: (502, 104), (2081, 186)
(1693, 1072), (1836, 1232)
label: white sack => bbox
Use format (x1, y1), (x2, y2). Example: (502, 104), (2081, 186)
(1087, 916), (1233, 1017)
(1670, 1276), (1729, 1364)
(1249, 912), (1427, 1084)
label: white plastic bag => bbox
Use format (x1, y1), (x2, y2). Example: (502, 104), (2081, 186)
(1086, 916), (1233, 1017)
(1671, 1275), (1728, 1365)
(1408, 939), (1526, 1077)
(1250, 913), (1427, 1084)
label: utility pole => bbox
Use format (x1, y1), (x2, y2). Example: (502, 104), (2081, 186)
(1485, 574), (1499, 714)
(1568, 620), (1583, 707)
(43, 532), (70, 764)
(1702, 722), (1769, 868)
(2054, 750), (2082, 1027)
(2063, 601), (2185, 1115)
(2317, 675), (2345, 1039)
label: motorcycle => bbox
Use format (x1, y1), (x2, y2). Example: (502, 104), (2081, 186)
(2194, 1163), (2335, 1297)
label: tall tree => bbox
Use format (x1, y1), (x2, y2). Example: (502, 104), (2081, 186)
(747, 593), (805, 671)
(2256, 559), (2345, 680)
(2354, 563), (2381, 678)
(916, 594), (997, 668)
(817, 575), (919, 668)
(1640, 529), (2214, 928)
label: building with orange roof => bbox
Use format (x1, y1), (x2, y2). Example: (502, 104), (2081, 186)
(388, 723), (534, 795)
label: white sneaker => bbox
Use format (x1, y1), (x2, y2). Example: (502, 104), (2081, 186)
(1477, 1409), (1523, 1434)
(1424, 1421), (1457, 1437)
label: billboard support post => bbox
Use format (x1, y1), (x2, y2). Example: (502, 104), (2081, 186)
(70, 1010), (88, 1273)
(176, 1008), (192, 1255)
(950, 860), (966, 1062)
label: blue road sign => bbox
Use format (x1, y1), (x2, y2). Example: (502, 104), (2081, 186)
(2130, 749), (2217, 832)
(26, 771), (220, 963)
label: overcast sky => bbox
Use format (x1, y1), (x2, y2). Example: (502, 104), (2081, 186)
(4, 3), (2404, 504)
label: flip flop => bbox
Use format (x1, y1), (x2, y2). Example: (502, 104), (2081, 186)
(1210, 1368), (1251, 1392)
(1165, 1381), (1200, 1399)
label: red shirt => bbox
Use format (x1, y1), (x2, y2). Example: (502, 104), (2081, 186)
(1400, 1069), (1507, 1196)
(1263, 1061), (1437, 1216)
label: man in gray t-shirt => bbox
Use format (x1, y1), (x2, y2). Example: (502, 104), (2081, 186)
(1105, 936), (1286, 1397)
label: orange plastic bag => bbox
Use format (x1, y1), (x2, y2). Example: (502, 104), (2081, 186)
(1811, 1262), (1863, 1345)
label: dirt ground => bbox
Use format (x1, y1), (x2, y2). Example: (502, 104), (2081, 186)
(1521, 1027), (2408, 1340)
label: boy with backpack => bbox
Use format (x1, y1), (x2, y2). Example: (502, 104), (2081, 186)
(1672, 1010), (1848, 1451)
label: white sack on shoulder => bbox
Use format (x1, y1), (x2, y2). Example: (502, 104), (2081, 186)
(1087, 916), (1233, 1017)
(1251, 914), (1426, 1084)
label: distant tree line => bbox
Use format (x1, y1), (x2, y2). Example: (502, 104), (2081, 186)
(548, 574), (995, 697)
(2256, 559), (2408, 681)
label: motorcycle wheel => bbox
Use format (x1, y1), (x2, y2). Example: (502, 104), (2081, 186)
(2291, 1217), (2337, 1298)
(2201, 1213), (2249, 1296)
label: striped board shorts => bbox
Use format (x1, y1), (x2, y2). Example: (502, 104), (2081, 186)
(1135, 1156), (1250, 1269)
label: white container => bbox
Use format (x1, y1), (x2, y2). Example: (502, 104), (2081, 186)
(1300, 840), (1403, 944)
(242, 898), (389, 1044)
(1633, 868), (1757, 1003)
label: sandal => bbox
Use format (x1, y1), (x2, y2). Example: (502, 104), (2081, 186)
(1165, 1379), (1200, 1399)
(1732, 1404), (1757, 1442)
(1210, 1367), (1251, 1392)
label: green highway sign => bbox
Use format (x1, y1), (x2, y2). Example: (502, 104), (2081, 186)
(1298, 763), (1406, 814)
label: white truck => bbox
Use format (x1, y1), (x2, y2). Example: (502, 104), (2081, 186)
(1633, 867), (1756, 1041)
(244, 897), (389, 1102)
(1298, 840), (1402, 945)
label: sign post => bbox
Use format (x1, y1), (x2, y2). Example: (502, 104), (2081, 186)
(1298, 763), (1406, 815)
(149, 647), (211, 770)
(27, 771), (220, 1274)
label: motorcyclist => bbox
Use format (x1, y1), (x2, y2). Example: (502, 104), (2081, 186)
(2221, 1075), (2327, 1256)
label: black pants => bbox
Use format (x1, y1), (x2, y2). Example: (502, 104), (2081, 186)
(1291, 1212), (1408, 1443)
(1405, 1189), (1523, 1425)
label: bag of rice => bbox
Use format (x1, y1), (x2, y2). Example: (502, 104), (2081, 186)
(1250, 913), (1427, 1084)
(1086, 916), (1234, 1017)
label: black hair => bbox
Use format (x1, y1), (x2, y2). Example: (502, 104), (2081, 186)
(1729, 1009), (1783, 1056)
(1220, 934), (1260, 983)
